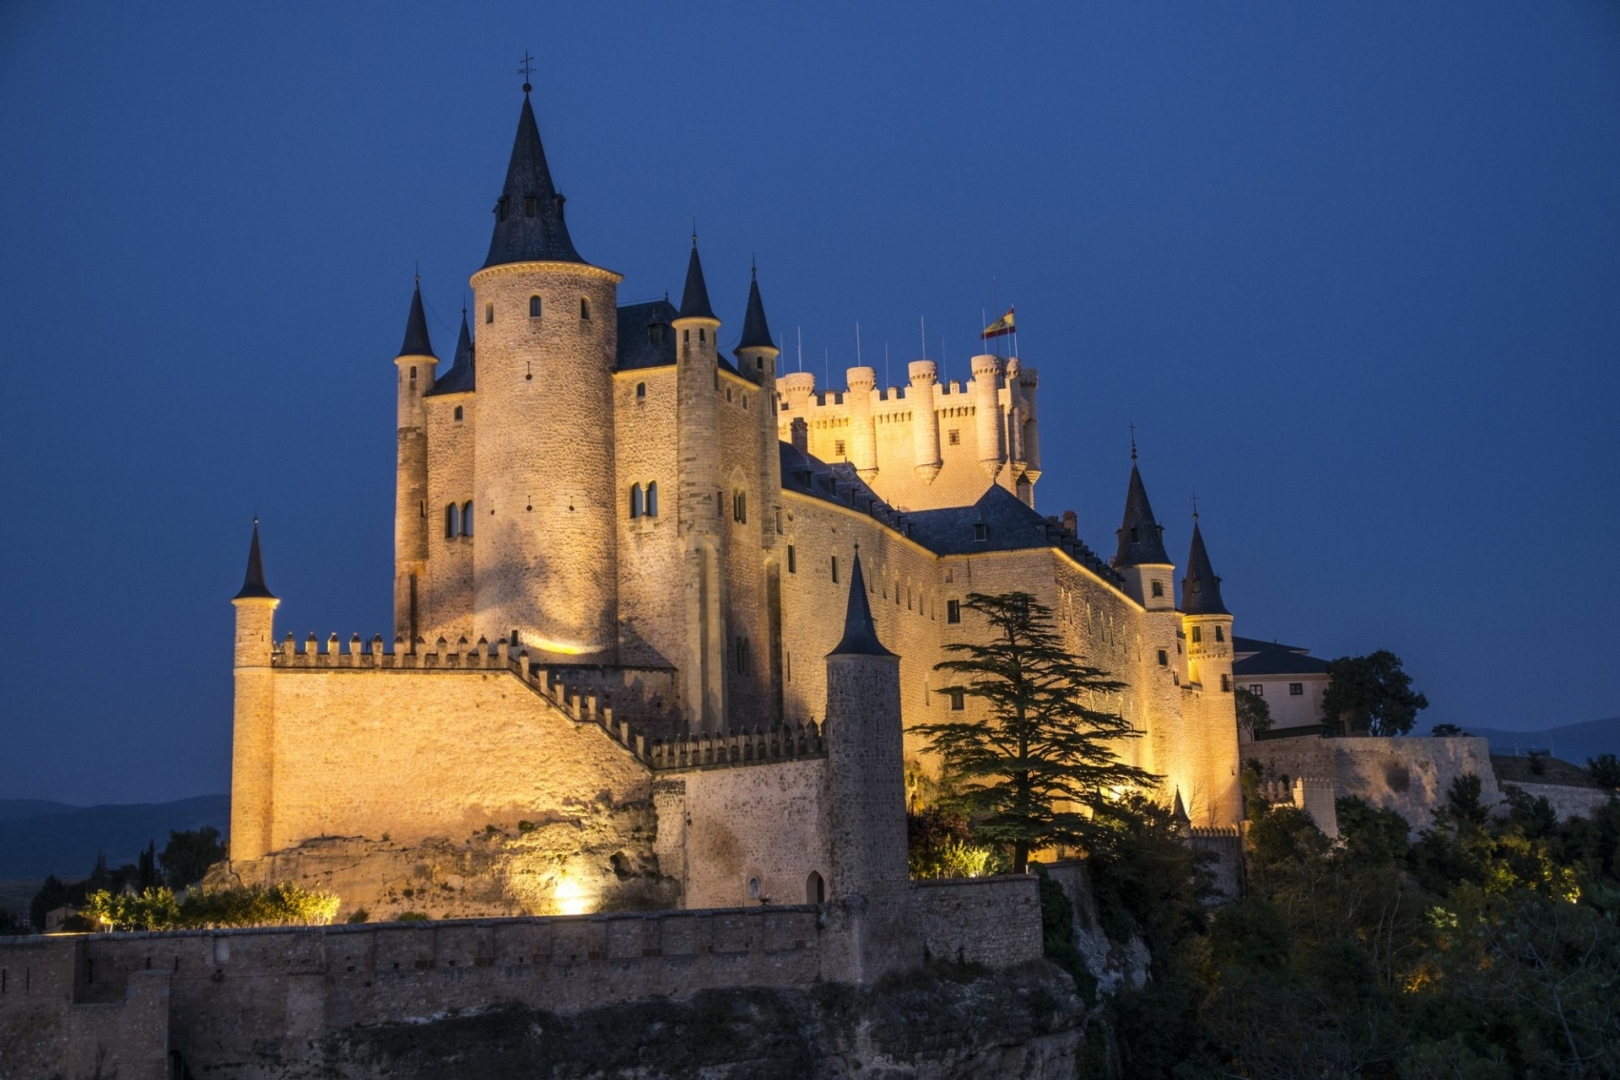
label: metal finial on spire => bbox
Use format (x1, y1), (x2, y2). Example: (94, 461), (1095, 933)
(1190, 492), (1200, 521)
(1129, 422), (1138, 461)
(691, 221), (698, 247)
(751, 252), (757, 279)
(519, 51), (534, 93)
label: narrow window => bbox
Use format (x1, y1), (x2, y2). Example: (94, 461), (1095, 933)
(946, 599), (961, 624)
(580, 297), (591, 320)
(698, 327), (705, 342)
(948, 688), (965, 711)
(830, 555), (839, 583)
(1290, 683), (1304, 696)
(1151, 580), (1163, 598)
(630, 484), (643, 519)
(748, 877), (761, 899)
(1157, 649), (1168, 667)
(726, 388), (732, 402)
(716, 490), (723, 516)
(834, 439), (846, 458)
(774, 508), (782, 534)
(496, 197), (508, 222)
(529, 295), (541, 318)
(485, 303), (493, 325)
(806, 871), (824, 904)
(445, 504), (458, 539)
(409, 366), (417, 382)
(646, 481), (658, 516)
(1191, 625), (1201, 643)
(973, 523), (988, 543)
(1220, 674), (1231, 692)
(756, 356), (764, 371)
(636, 382), (646, 398)
(947, 429), (960, 445)
(735, 637), (751, 674)
(733, 490), (747, 524)
(786, 544), (796, 573)
(524, 195), (537, 217)
(1215, 626), (1225, 642)
(683, 329), (690, 344)
(454, 405), (463, 422)
(462, 500), (474, 537)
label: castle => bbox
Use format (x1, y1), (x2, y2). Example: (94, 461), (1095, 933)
(225, 87), (1243, 920)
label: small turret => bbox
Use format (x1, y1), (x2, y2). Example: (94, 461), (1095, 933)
(1181, 520), (1229, 617)
(231, 520), (280, 863)
(393, 281), (437, 643)
(1111, 451), (1175, 609)
(735, 267), (783, 556)
(483, 89), (582, 269)
(735, 266), (775, 354)
(676, 236), (718, 323)
(1182, 516), (1235, 693)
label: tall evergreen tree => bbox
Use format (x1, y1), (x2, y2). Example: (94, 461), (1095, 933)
(914, 591), (1158, 873)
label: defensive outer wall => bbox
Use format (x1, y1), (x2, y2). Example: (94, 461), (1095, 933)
(0, 879), (1041, 1080)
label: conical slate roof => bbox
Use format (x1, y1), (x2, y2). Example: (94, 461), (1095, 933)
(829, 551), (894, 657)
(397, 281), (436, 359)
(1112, 463), (1170, 567)
(233, 521), (275, 601)
(482, 94), (583, 269)
(677, 238), (717, 321)
(425, 310), (476, 396)
(737, 269), (774, 350)
(1180, 521), (1229, 616)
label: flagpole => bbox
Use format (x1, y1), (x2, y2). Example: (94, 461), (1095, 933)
(797, 326), (803, 375)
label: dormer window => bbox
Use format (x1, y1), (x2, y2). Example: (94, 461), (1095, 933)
(524, 195), (537, 217)
(648, 323), (664, 344)
(973, 523), (988, 543)
(495, 197), (508, 223)
(1130, 527), (1139, 542)
(1151, 580), (1164, 598)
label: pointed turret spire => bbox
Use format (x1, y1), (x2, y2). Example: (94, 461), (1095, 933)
(397, 279), (436, 359)
(677, 234), (717, 321)
(1172, 788), (1191, 829)
(1113, 462), (1170, 567)
(737, 264), (774, 351)
(1180, 519), (1229, 616)
(452, 308), (473, 367)
(482, 93), (584, 268)
(829, 550), (894, 656)
(233, 520), (276, 601)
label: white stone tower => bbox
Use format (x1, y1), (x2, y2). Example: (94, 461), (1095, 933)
(392, 281), (436, 645)
(469, 88), (622, 660)
(230, 522), (278, 863)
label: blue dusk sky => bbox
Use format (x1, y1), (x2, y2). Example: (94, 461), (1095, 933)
(1, 3), (1616, 804)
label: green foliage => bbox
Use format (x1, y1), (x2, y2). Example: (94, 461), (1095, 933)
(1431, 722), (1465, 736)
(0, 908), (25, 936)
(81, 882), (340, 931)
(1446, 773), (1490, 826)
(30, 874), (68, 933)
(1036, 872), (1097, 1003)
(395, 911), (431, 922)
(1321, 649), (1429, 736)
(160, 826), (226, 888)
(912, 591), (1157, 873)
(345, 907), (370, 923)
(1588, 753), (1620, 790)
(906, 807), (1006, 879)
(1235, 685), (1272, 738)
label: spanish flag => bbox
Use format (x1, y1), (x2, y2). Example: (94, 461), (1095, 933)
(981, 307), (1015, 340)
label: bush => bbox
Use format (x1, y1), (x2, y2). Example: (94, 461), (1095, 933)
(82, 883), (339, 931)
(1589, 753), (1620, 790)
(907, 807), (1006, 879)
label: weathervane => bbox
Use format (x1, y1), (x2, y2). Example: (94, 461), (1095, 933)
(519, 51), (535, 93)
(1129, 422), (1137, 462)
(1189, 492), (1200, 521)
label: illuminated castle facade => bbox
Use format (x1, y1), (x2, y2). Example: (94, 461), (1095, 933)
(227, 91), (1242, 919)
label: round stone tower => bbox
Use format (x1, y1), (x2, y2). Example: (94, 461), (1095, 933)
(469, 90), (622, 661)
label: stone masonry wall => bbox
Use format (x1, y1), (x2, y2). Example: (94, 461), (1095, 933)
(913, 875), (1044, 968)
(612, 367), (684, 670)
(1247, 735), (1500, 830)
(422, 389), (476, 644)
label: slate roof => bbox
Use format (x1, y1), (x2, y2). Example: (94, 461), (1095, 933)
(1179, 522), (1229, 616)
(1112, 463), (1170, 567)
(737, 272), (774, 351)
(233, 522), (275, 601)
(1233, 645), (1330, 677)
(677, 241), (717, 321)
(777, 444), (1122, 584)
(829, 551), (895, 657)
(1233, 635), (1307, 656)
(483, 94), (584, 269)
(616, 299), (679, 371)
(423, 312), (475, 396)
(397, 281), (436, 359)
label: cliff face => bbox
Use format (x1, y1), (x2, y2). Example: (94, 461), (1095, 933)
(307, 963), (1088, 1080)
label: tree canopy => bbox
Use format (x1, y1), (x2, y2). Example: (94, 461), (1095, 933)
(1321, 650), (1429, 736)
(913, 590), (1157, 873)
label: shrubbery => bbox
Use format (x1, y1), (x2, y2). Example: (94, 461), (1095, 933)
(81, 883), (340, 931)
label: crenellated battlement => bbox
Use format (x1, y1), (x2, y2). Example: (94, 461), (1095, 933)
(643, 721), (825, 771)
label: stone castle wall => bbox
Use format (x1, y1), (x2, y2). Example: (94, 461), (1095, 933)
(913, 875), (1044, 967)
(421, 387), (475, 644)
(1247, 735), (1500, 830)
(612, 366), (684, 669)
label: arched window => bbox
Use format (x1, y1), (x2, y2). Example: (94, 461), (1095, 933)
(453, 405), (463, 421)
(646, 481), (658, 517)
(630, 483), (643, 518)
(636, 382), (646, 398)
(444, 503), (458, 538)
(732, 490), (746, 524)
(461, 501), (474, 537)
(579, 297), (591, 320)
(529, 295), (541, 318)
(806, 871), (825, 905)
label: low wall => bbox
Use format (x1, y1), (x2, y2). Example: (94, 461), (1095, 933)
(912, 875), (1043, 968)
(1504, 782), (1615, 823)
(1247, 735), (1499, 830)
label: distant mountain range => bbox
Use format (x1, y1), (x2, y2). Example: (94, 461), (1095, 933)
(0, 795), (228, 879)
(1441, 716), (1620, 765)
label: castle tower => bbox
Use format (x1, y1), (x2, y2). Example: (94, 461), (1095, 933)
(736, 269), (786, 718)
(1181, 517), (1233, 693)
(970, 353), (1005, 480)
(1111, 452), (1175, 610)
(845, 365), (878, 479)
(393, 281), (437, 644)
(907, 360), (942, 482)
(673, 237), (726, 729)
(469, 89), (622, 660)
(230, 522), (279, 863)
(824, 551), (907, 902)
